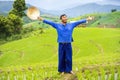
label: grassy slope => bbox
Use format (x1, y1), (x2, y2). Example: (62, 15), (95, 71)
(0, 28), (120, 68)
(23, 11), (120, 30)
(69, 11), (120, 28)
(90, 11), (120, 27)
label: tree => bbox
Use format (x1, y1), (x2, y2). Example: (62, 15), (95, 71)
(111, 9), (117, 13)
(0, 16), (13, 37)
(0, 16), (7, 37)
(9, 0), (27, 17)
(0, 14), (22, 38)
(0, 0), (27, 38)
(7, 14), (23, 34)
(8, 0), (27, 34)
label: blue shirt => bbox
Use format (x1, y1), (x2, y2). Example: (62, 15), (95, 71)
(43, 19), (86, 43)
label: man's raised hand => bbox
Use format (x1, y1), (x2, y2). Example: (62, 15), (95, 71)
(37, 17), (44, 21)
(86, 16), (94, 21)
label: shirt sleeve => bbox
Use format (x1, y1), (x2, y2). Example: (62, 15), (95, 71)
(72, 19), (87, 28)
(43, 19), (57, 28)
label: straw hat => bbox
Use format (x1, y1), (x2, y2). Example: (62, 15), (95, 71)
(27, 6), (40, 20)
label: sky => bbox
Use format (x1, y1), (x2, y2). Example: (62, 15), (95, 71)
(1, 0), (120, 10)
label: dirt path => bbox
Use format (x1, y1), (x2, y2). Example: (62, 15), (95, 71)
(61, 73), (78, 80)
(46, 72), (78, 80)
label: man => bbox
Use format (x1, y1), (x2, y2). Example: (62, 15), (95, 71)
(38, 14), (93, 75)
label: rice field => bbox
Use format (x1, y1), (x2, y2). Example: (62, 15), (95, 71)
(0, 28), (120, 80)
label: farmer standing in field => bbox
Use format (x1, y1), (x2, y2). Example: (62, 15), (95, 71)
(38, 14), (93, 75)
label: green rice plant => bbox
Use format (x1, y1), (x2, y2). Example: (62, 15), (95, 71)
(76, 71), (84, 80)
(109, 66), (115, 80)
(99, 67), (106, 80)
(83, 69), (91, 80)
(90, 70), (98, 80)
(117, 66), (120, 80)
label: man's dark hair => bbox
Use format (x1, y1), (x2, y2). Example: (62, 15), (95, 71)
(60, 14), (67, 19)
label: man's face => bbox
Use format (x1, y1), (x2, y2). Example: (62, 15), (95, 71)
(61, 16), (68, 23)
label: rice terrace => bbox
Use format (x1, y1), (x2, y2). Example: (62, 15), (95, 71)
(0, 0), (120, 80)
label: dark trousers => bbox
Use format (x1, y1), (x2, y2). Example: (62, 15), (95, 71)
(58, 43), (72, 72)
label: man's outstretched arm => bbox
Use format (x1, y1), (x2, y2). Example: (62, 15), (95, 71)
(72, 16), (93, 28)
(38, 17), (57, 28)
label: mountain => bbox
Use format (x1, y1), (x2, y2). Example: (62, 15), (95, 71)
(0, 1), (33, 14)
(0, 1), (53, 17)
(0, 1), (120, 17)
(65, 3), (120, 17)
(41, 3), (120, 17)
(0, 1), (13, 13)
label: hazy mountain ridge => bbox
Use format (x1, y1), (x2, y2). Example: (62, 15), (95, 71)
(0, 1), (120, 17)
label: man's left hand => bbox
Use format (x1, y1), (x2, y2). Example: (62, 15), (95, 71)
(86, 16), (94, 21)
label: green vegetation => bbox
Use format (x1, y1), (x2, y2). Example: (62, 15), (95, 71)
(0, 28), (120, 79)
(0, 1), (120, 79)
(0, 14), (22, 38)
(90, 11), (120, 28)
(70, 11), (120, 28)
(0, 0), (28, 44)
(9, 0), (27, 17)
